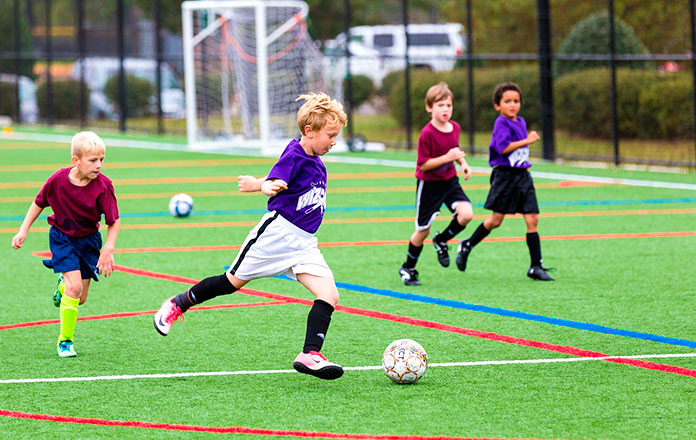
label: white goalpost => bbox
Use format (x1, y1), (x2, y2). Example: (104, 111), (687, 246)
(182, 0), (343, 155)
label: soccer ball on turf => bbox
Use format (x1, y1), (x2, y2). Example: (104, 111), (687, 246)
(168, 193), (194, 217)
(382, 339), (428, 384)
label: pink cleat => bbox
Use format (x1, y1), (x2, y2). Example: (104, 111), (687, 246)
(293, 351), (343, 380)
(153, 296), (184, 336)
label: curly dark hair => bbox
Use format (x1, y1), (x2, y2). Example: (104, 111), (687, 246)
(492, 82), (522, 106)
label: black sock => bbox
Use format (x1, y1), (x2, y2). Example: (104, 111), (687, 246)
(172, 273), (237, 313)
(467, 223), (491, 248)
(303, 299), (334, 353)
(526, 232), (543, 266)
(403, 241), (423, 269)
(437, 217), (465, 242)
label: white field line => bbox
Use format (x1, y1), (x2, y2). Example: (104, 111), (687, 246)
(2, 352), (695, 384)
(4, 131), (695, 191)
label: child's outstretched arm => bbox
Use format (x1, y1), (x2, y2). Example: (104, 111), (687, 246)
(238, 175), (266, 192)
(261, 178), (288, 197)
(501, 130), (540, 155)
(97, 218), (120, 277)
(11, 202), (44, 249)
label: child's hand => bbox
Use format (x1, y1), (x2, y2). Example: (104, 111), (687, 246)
(238, 175), (260, 192)
(11, 231), (27, 249)
(97, 247), (115, 277)
(446, 147), (465, 162)
(262, 179), (288, 197)
(527, 131), (540, 144)
(460, 162), (472, 180)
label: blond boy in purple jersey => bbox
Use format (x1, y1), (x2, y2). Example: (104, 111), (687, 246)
(154, 93), (347, 380)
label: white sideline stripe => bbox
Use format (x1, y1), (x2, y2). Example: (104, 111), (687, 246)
(4, 131), (695, 191)
(2, 353), (695, 384)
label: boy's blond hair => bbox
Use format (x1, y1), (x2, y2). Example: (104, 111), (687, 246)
(296, 93), (347, 135)
(71, 131), (106, 158)
(425, 82), (454, 108)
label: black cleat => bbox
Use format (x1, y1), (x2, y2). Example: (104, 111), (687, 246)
(455, 240), (472, 272)
(399, 265), (421, 286)
(527, 265), (555, 281)
(432, 233), (450, 267)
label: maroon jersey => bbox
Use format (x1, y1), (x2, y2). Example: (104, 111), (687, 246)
(35, 167), (120, 238)
(415, 120), (461, 181)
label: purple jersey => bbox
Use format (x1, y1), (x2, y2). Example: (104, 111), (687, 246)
(489, 115), (531, 169)
(266, 139), (327, 234)
(35, 167), (120, 238)
(415, 121), (460, 181)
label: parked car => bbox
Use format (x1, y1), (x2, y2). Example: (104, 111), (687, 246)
(324, 23), (465, 85)
(70, 57), (185, 119)
(0, 74), (38, 123)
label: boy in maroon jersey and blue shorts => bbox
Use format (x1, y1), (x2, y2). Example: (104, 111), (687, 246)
(12, 131), (121, 357)
(398, 82), (474, 286)
(153, 93), (347, 380)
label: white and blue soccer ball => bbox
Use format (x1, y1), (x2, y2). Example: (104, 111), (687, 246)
(382, 339), (428, 384)
(168, 193), (194, 217)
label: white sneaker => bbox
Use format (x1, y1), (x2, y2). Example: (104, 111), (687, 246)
(153, 296), (184, 336)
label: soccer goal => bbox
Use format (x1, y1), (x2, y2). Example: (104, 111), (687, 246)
(181, 0), (341, 154)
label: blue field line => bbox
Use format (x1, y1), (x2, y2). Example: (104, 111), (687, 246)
(3, 197), (696, 223)
(274, 274), (696, 349)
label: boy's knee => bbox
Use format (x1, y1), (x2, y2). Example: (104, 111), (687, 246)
(65, 283), (83, 299)
(458, 212), (474, 225)
(321, 288), (339, 308)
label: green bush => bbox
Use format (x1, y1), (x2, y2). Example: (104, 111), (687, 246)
(386, 65), (540, 133)
(554, 68), (692, 139)
(555, 12), (652, 76)
(0, 81), (18, 119)
(104, 73), (154, 117)
(345, 74), (375, 107)
(36, 79), (89, 120)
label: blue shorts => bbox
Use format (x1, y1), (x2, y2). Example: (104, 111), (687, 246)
(42, 226), (102, 281)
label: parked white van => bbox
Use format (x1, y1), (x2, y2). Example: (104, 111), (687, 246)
(324, 23), (465, 85)
(70, 57), (185, 119)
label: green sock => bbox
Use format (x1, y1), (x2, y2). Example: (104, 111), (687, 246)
(59, 295), (80, 342)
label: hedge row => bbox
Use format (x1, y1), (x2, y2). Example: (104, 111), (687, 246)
(37, 79), (89, 120)
(385, 67), (694, 140)
(0, 81), (18, 119)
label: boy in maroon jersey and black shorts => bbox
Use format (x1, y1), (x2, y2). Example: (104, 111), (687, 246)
(398, 82), (474, 286)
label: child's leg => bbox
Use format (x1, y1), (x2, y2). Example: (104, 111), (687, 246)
(171, 272), (246, 313)
(403, 228), (429, 269)
(79, 279), (91, 305)
(293, 273), (343, 380)
(296, 273), (339, 353)
(523, 213), (542, 266)
(436, 202), (474, 243)
(455, 212), (505, 272)
(58, 270), (83, 344)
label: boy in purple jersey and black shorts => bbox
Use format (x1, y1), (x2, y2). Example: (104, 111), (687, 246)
(455, 82), (554, 281)
(398, 82), (473, 286)
(12, 131), (121, 357)
(153, 93), (347, 380)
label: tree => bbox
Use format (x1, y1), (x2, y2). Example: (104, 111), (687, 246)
(555, 11), (651, 76)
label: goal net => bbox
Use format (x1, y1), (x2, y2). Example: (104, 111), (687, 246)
(182, 0), (341, 154)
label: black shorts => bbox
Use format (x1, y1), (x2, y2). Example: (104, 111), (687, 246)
(415, 177), (471, 230)
(484, 167), (539, 214)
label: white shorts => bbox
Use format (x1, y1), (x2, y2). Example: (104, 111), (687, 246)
(227, 211), (334, 281)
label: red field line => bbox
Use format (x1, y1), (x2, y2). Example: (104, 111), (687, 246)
(67, 264), (696, 378)
(0, 300), (287, 332)
(0, 409), (518, 440)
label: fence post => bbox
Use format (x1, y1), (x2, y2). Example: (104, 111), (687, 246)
(154, 0), (163, 134)
(536, 0), (555, 160)
(608, 0), (619, 166)
(77, 0), (86, 128)
(466, 0), (474, 154)
(343, 0), (353, 140)
(401, 0), (412, 150)
(13, 0), (21, 123)
(45, 0), (54, 125)
(117, 0), (126, 132)
(690, 0), (696, 169)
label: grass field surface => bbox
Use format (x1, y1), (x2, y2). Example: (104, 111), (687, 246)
(0, 130), (695, 439)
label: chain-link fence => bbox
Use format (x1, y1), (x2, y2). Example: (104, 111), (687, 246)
(0, 0), (694, 168)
